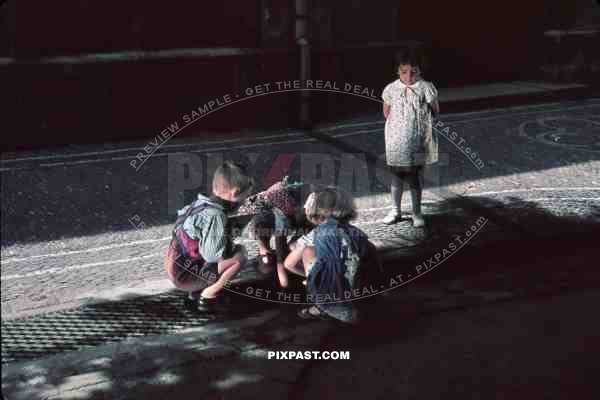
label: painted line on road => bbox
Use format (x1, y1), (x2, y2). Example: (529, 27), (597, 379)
(0, 135), (325, 171)
(1, 237), (171, 264)
(527, 197), (600, 201)
(0, 131), (307, 163)
(3, 224), (395, 281)
(14, 99), (600, 165)
(467, 187), (600, 197)
(0, 120), (383, 164)
(1, 253), (161, 281)
(0, 216), (415, 281)
(3, 192), (599, 278)
(0, 201), (435, 265)
(0, 127), (383, 171)
(1, 102), (598, 171)
(446, 102), (600, 126)
(2, 188), (598, 265)
(0, 122), (375, 165)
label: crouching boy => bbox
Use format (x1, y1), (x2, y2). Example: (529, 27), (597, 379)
(164, 161), (254, 311)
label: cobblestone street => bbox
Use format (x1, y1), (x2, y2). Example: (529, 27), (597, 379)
(1, 96), (599, 399)
(2, 99), (599, 320)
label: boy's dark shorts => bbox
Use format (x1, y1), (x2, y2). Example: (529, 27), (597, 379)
(164, 238), (220, 292)
(175, 261), (219, 288)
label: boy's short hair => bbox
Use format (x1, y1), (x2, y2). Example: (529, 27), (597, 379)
(305, 186), (357, 223)
(213, 161), (254, 198)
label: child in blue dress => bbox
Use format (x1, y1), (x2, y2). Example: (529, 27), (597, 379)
(289, 187), (379, 324)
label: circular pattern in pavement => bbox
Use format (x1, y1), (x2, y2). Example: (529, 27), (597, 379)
(518, 116), (600, 153)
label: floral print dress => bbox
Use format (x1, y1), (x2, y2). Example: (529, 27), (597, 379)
(381, 79), (439, 167)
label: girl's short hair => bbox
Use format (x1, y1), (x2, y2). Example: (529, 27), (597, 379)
(395, 47), (424, 69)
(304, 186), (357, 223)
(213, 160), (254, 198)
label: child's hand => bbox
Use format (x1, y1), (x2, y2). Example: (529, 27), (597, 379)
(430, 100), (440, 117)
(383, 103), (390, 119)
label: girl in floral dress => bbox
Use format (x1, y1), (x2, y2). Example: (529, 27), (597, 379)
(381, 49), (440, 227)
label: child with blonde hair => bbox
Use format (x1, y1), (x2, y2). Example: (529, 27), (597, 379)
(164, 161), (254, 311)
(286, 187), (379, 324)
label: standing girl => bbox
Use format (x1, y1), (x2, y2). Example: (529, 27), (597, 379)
(381, 49), (440, 227)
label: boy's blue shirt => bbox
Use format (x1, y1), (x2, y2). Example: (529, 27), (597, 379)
(180, 194), (235, 263)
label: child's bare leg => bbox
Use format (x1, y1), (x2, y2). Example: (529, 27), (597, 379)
(302, 247), (317, 277)
(284, 245), (306, 277)
(391, 171), (404, 213)
(253, 213), (276, 273)
(408, 167), (423, 215)
(384, 170), (404, 224)
(254, 213), (274, 255)
(257, 238), (270, 256)
(200, 258), (241, 299)
(275, 234), (289, 287)
(200, 248), (246, 299)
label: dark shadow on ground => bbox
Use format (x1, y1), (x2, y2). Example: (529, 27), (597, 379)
(377, 195), (600, 283)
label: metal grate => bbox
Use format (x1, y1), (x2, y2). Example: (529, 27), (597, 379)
(0, 290), (269, 364)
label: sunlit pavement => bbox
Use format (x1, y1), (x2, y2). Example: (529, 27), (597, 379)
(1, 94), (599, 399)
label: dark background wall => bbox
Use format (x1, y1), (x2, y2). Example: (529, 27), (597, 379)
(12, 1), (260, 56)
(1, 0), (597, 150)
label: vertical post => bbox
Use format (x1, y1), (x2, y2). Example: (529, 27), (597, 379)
(295, 0), (311, 128)
(5, 0), (16, 58)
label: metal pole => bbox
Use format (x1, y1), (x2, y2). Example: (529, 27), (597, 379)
(5, 0), (16, 58)
(295, 0), (311, 128)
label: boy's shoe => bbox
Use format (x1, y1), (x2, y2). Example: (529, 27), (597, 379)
(183, 291), (202, 310)
(196, 295), (230, 313)
(382, 209), (401, 225)
(184, 292), (230, 313)
(412, 213), (426, 228)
